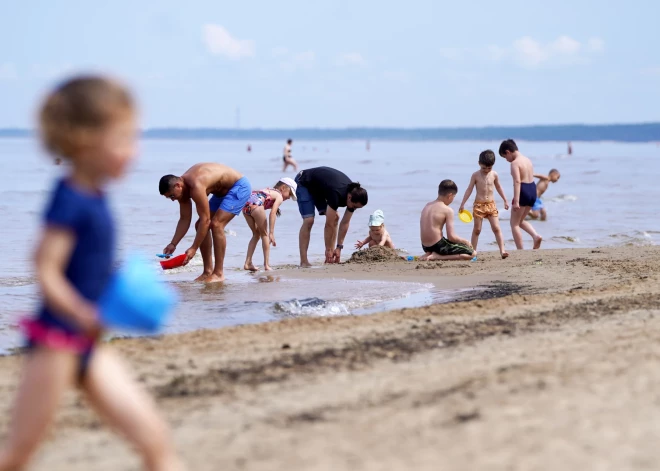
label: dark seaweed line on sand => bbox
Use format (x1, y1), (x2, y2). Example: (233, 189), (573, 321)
(155, 291), (660, 399)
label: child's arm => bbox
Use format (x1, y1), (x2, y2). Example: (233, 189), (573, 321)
(35, 227), (100, 335)
(355, 235), (372, 249)
(511, 164), (522, 209)
(493, 172), (509, 210)
(383, 232), (395, 249)
(445, 209), (472, 247)
(458, 174), (476, 212)
(534, 173), (549, 181)
(268, 193), (284, 246)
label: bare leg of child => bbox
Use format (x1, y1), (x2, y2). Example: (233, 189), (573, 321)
(0, 348), (77, 471)
(250, 207), (271, 271)
(540, 208), (547, 221)
(511, 207), (542, 249)
(471, 216), (483, 251)
(243, 212), (260, 271)
(418, 252), (433, 261)
(487, 216), (509, 259)
(83, 347), (185, 471)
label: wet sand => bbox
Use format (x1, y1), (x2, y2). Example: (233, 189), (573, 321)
(1, 246), (660, 470)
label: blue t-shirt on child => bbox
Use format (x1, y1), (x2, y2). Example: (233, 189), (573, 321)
(38, 178), (115, 333)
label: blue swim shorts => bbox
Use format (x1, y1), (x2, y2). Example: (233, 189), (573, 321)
(532, 197), (544, 212)
(209, 177), (252, 215)
(295, 174), (327, 219)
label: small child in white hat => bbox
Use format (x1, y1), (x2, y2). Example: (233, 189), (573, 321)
(355, 209), (395, 249)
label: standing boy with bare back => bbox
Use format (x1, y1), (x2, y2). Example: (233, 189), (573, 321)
(458, 150), (509, 259)
(419, 180), (476, 261)
(498, 139), (543, 250)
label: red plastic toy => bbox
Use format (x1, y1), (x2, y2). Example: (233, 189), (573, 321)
(159, 254), (186, 270)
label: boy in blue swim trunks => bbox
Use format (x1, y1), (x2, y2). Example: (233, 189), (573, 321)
(529, 169), (561, 221)
(159, 163), (251, 283)
(0, 76), (184, 470)
(499, 139), (543, 250)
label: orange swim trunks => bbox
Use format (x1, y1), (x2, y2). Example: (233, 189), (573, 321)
(473, 201), (499, 219)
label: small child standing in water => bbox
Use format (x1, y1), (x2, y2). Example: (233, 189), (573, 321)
(242, 177), (298, 271)
(0, 76), (184, 471)
(355, 210), (395, 249)
(458, 149), (510, 259)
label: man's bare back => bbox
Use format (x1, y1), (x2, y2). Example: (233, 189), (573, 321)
(420, 200), (450, 247)
(181, 163), (243, 199)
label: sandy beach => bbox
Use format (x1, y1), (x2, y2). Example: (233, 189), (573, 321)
(1, 245), (659, 470)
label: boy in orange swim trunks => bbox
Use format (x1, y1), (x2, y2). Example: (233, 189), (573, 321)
(458, 150), (510, 259)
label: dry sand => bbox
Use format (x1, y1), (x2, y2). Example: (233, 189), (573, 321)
(1, 246), (660, 470)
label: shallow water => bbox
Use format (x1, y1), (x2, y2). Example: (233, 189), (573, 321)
(0, 138), (658, 352)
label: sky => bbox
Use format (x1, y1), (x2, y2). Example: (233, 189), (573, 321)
(1, 0), (659, 128)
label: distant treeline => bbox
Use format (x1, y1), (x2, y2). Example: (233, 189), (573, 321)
(1, 123), (659, 142)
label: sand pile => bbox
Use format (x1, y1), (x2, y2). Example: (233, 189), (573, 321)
(347, 246), (403, 264)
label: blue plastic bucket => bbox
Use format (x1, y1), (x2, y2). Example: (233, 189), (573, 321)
(99, 253), (177, 333)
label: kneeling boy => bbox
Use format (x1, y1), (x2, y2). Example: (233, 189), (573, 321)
(419, 180), (476, 261)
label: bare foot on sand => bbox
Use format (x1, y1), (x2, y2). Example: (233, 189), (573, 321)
(194, 272), (212, 282)
(264, 265), (272, 271)
(204, 274), (225, 283)
(244, 263), (259, 272)
(300, 262), (313, 268)
(418, 253), (431, 261)
(501, 251), (510, 259)
(533, 235), (543, 250)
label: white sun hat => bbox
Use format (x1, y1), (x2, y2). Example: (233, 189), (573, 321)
(278, 177), (297, 201)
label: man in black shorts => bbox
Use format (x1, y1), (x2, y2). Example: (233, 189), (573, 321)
(295, 167), (368, 266)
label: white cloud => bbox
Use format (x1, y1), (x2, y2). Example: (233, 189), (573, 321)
(0, 63), (18, 80)
(383, 70), (410, 82)
(336, 52), (366, 66)
(293, 51), (315, 63)
(278, 51), (316, 71)
(438, 48), (463, 61)
(640, 66), (660, 77)
(495, 36), (603, 68)
(587, 37), (605, 53)
(486, 45), (507, 62)
(512, 36), (547, 67)
(202, 24), (254, 60)
(271, 47), (288, 57)
(441, 36), (604, 68)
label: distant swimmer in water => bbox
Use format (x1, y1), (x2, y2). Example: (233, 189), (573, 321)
(355, 210), (395, 249)
(247, 144), (251, 152)
(242, 177), (297, 271)
(282, 139), (298, 172)
(499, 139), (543, 250)
(567, 142), (573, 155)
(529, 169), (561, 221)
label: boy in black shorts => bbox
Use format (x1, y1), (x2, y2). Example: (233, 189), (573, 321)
(419, 180), (476, 261)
